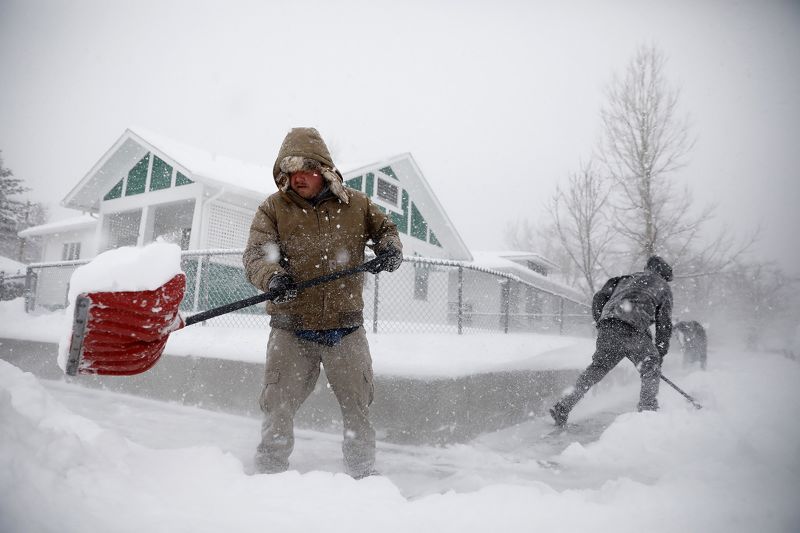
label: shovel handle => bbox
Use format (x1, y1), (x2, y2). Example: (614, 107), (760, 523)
(183, 257), (383, 327)
(659, 373), (703, 409)
(626, 355), (703, 409)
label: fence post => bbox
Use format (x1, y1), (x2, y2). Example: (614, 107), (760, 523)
(24, 267), (37, 313)
(501, 278), (510, 334)
(372, 272), (379, 334)
(559, 297), (565, 335)
(457, 265), (463, 335)
(192, 255), (204, 313)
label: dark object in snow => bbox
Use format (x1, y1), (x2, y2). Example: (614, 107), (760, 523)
(674, 320), (708, 370)
(65, 258), (386, 376)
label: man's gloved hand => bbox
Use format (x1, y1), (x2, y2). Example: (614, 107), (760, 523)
(268, 274), (298, 303)
(366, 244), (403, 274)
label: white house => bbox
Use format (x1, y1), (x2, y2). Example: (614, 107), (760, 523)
(21, 128), (473, 262)
(19, 128), (585, 318)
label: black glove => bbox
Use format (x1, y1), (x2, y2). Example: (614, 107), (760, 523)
(267, 274), (298, 304)
(366, 245), (403, 274)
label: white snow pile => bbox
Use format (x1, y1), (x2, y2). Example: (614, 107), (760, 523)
(1, 348), (799, 532)
(56, 242), (183, 372)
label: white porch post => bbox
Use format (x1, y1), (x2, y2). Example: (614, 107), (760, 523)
(189, 188), (205, 250)
(137, 205), (150, 247)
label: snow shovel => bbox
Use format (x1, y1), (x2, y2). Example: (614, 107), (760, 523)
(625, 355), (703, 409)
(65, 256), (386, 377)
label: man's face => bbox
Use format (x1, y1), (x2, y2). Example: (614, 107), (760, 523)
(290, 170), (324, 200)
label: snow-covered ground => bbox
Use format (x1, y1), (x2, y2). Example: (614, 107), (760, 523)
(0, 296), (594, 377)
(2, 335), (799, 531)
(1, 243), (799, 531)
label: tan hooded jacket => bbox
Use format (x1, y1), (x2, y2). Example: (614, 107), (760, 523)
(243, 128), (402, 331)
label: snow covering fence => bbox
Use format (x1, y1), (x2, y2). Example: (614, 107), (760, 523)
(23, 249), (592, 336)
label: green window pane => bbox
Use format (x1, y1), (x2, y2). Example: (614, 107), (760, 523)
(104, 179), (123, 201)
(389, 190), (409, 234)
(429, 231), (442, 247)
(125, 154), (149, 196)
(176, 172), (193, 186)
(410, 202), (428, 241)
(379, 166), (398, 180)
(345, 175), (363, 190)
(365, 172), (374, 197)
(150, 155), (173, 191)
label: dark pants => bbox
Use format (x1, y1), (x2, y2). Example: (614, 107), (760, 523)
(554, 319), (662, 414)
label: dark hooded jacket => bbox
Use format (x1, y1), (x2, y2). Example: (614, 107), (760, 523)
(593, 258), (674, 357)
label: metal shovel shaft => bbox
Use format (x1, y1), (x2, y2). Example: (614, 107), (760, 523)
(626, 355), (703, 409)
(660, 373), (703, 409)
(183, 257), (381, 327)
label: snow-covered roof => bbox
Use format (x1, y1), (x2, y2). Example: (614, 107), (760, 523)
(61, 128), (274, 212)
(470, 251), (584, 302)
(0, 255), (26, 274)
(18, 214), (97, 238)
(128, 127), (272, 195)
(479, 250), (560, 272)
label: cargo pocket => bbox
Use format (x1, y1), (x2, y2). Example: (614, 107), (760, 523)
(363, 367), (374, 406)
(258, 370), (281, 412)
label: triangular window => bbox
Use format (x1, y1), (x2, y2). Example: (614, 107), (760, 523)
(104, 179), (123, 201)
(150, 155), (173, 191)
(410, 202), (428, 241)
(125, 154), (149, 196)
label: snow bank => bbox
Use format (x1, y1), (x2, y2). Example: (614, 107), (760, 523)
(1, 301), (593, 377)
(55, 242), (183, 372)
(2, 347), (799, 532)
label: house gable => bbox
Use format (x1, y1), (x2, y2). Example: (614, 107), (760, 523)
(343, 154), (472, 261)
(62, 130), (214, 213)
(101, 152), (195, 202)
(52, 130), (472, 261)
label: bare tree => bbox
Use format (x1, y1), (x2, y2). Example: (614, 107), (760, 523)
(548, 159), (615, 295)
(504, 217), (583, 288)
(715, 261), (799, 349)
(599, 45), (700, 263)
(600, 45), (755, 275)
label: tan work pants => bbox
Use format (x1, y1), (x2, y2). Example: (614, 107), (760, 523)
(254, 326), (375, 477)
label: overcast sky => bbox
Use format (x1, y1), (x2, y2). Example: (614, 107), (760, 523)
(1, 0), (798, 274)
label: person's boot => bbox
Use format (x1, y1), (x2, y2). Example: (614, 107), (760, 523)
(549, 403), (569, 427)
(351, 469), (381, 480)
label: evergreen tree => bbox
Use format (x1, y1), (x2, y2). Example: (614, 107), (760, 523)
(0, 151), (28, 231)
(0, 152), (47, 262)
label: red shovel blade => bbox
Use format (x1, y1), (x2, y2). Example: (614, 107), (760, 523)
(66, 273), (187, 376)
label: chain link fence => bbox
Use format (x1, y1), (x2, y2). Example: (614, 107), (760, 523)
(24, 249), (592, 335)
(0, 272), (27, 301)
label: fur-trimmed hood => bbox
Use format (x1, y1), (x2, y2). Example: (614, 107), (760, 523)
(272, 127), (349, 204)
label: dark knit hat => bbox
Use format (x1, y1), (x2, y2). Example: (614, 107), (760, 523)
(646, 255), (673, 282)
